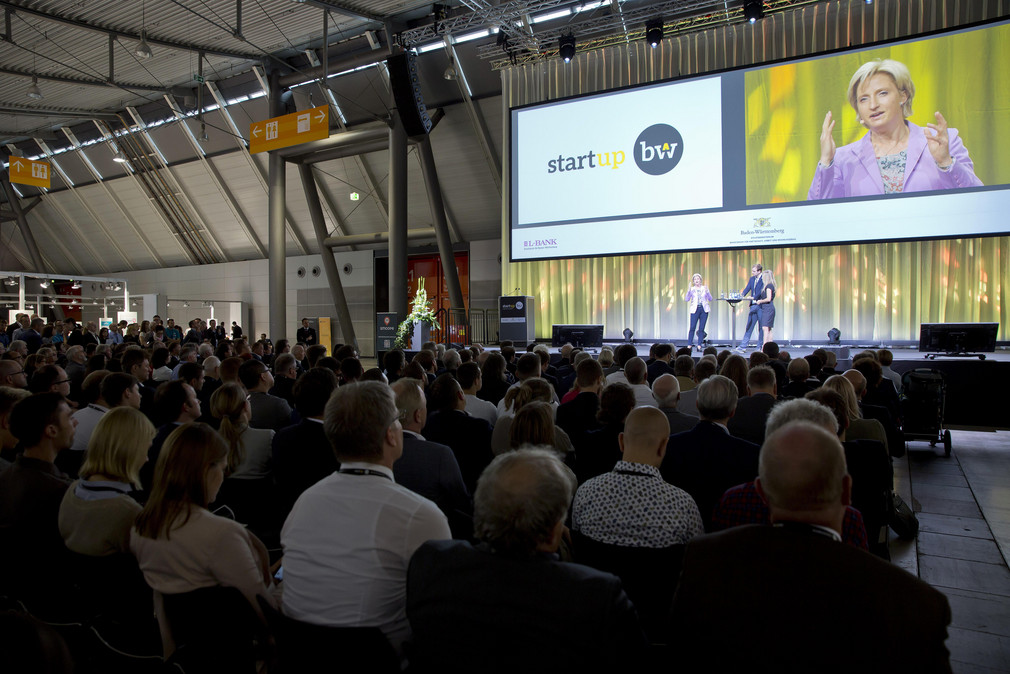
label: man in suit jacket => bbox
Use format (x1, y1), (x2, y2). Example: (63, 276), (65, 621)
(239, 359), (292, 431)
(652, 374), (699, 435)
(669, 421), (951, 671)
(661, 375), (759, 530)
(392, 378), (472, 538)
(646, 343), (675, 385)
(727, 365), (777, 445)
(407, 449), (646, 671)
(422, 374), (493, 495)
(272, 368), (340, 520)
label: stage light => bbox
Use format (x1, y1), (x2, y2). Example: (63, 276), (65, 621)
(113, 151), (129, 163)
(827, 328), (841, 344)
(135, 31), (153, 59)
(744, 1), (764, 24)
(646, 19), (663, 48)
(623, 327), (634, 342)
(27, 76), (43, 100)
(71, 280), (81, 289)
(39, 278), (51, 289)
(559, 34), (576, 63)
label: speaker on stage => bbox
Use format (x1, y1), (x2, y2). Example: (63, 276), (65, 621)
(387, 52), (432, 137)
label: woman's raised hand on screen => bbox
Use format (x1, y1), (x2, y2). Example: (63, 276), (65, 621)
(819, 111), (836, 166)
(925, 111), (953, 167)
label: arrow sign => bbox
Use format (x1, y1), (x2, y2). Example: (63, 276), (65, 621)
(248, 105), (329, 155)
(8, 157), (50, 189)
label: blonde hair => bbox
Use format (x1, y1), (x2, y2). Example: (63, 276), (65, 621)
(80, 406), (156, 487)
(210, 382), (248, 475)
(692, 273), (703, 283)
(847, 58), (915, 120)
(502, 377), (554, 414)
(761, 270), (776, 287)
(821, 374), (862, 421)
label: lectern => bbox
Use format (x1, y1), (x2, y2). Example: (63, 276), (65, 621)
(499, 296), (535, 346)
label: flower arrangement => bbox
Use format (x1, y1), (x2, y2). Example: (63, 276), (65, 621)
(393, 278), (439, 349)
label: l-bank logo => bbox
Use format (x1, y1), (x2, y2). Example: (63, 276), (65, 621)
(545, 123), (684, 176)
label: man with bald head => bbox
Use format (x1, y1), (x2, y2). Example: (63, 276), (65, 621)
(574, 406), (702, 547)
(651, 374), (699, 435)
(670, 421), (951, 671)
(622, 357), (656, 408)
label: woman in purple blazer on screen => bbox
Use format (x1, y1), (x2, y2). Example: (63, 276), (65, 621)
(808, 59), (982, 200)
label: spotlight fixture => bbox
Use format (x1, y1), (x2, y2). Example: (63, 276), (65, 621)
(135, 30), (153, 59)
(743, 0), (764, 24)
(198, 123), (210, 143)
(623, 327), (634, 342)
(645, 19), (663, 48)
(183, 301), (190, 308)
(113, 151), (129, 163)
(39, 278), (51, 289)
(71, 280), (81, 289)
(132, 300), (138, 307)
(443, 55), (457, 81)
(27, 76), (43, 100)
(558, 34), (576, 63)
(4, 276), (17, 287)
(114, 282), (123, 292)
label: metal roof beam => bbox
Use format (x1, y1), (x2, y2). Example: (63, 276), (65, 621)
(0, 66), (187, 94)
(298, 0), (384, 24)
(0, 1), (262, 60)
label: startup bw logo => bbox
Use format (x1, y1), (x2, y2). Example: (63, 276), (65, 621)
(634, 123), (684, 175)
(544, 123), (684, 176)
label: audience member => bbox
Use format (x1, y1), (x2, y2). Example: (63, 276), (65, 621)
(407, 449), (645, 670)
(661, 375), (759, 530)
(646, 343), (675, 384)
(211, 382), (274, 480)
(677, 357), (717, 417)
(459, 361), (496, 426)
(272, 368), (340, 519)
(727, 365), (777, 445)
(423, 374), (494, 494)
(58, 407), (154, 556)
(391, 378), (471, 537)
(669, 421), (951, 670)
(281, 381), (450, 662)
(624, 357), (657, 407)
(0, 386), (31, 464)
(651, 374), (699, 435)
(577, 382), (636, 484)
(132, 423), (276, 658)
(239, 359), (292, 431)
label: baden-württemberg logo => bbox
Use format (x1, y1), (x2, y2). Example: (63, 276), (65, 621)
(633, 123), (684, 176)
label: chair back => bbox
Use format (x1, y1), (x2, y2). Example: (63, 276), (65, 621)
(257, 596), (399, 674)
(161, 586), (261, 674)
(571, 530), (685, 641)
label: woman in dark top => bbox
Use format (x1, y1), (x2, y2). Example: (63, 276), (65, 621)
(757, 269), (777, 347)
(478, 352), (511, 406)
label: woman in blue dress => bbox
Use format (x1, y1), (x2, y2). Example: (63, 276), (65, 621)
(756, 270), (776, 346)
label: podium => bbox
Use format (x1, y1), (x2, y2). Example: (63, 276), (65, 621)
(499, 296), (535, 346)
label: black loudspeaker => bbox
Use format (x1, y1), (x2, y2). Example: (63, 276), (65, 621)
(387, 52), (432, 137)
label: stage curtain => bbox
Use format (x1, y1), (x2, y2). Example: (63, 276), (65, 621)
(500, 0), (1010, 343)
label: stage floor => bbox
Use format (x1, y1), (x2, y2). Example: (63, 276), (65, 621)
(596, 342), (1010, 364)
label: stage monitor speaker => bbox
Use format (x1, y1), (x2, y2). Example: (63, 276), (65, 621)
(387, 52), (432, 137)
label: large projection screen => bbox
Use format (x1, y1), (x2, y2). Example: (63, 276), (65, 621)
(509, 19), (1010, 262)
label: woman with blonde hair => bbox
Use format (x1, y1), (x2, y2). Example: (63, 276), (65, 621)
(685, 273), (713, 351)
(210, 382), (274, 479)
(755, 269), (777, 346)
(58, 406), (155, 556)
(492, 378), (561, 455)
(821, 374), (887, 450)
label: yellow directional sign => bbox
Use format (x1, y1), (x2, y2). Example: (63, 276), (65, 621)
(249, 105), (329, 154)
(8, 157), (51, 189)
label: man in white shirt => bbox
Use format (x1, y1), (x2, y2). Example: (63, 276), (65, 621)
(623, 357), (657, 408)
(281, 381), (450, 662)
(458, 362), (496, 426)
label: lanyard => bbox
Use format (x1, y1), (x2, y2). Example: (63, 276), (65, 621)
(338, 468), (392, 481)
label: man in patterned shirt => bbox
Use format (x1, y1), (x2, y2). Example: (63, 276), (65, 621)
(572, 406), (703, 547)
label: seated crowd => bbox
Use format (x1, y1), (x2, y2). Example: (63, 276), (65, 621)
(0, 317), (950, 671)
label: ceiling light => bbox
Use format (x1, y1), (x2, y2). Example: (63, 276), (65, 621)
(443, 65), (457, 81)
(198, 123), (210, 143)
(183, 301), (190, 308)
(4, 276), (17, 287)
(135, 31), (153, 59)
(27, 76), (43, 100)
(39, 278), (51, 288)
(646, 19), (663, 48)
(114, 282), (123, 292)
(559, 34), (576, 63)
(71, 280), (81, 289)
(744, 0), (764, 24)
(113, 151), (129, 163)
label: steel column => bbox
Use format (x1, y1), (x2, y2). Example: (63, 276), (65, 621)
(298, 163), (358, 353)
(388, 111), (408, 317)
(268, 71), (288, 343)
(417, 136), (464, 309)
